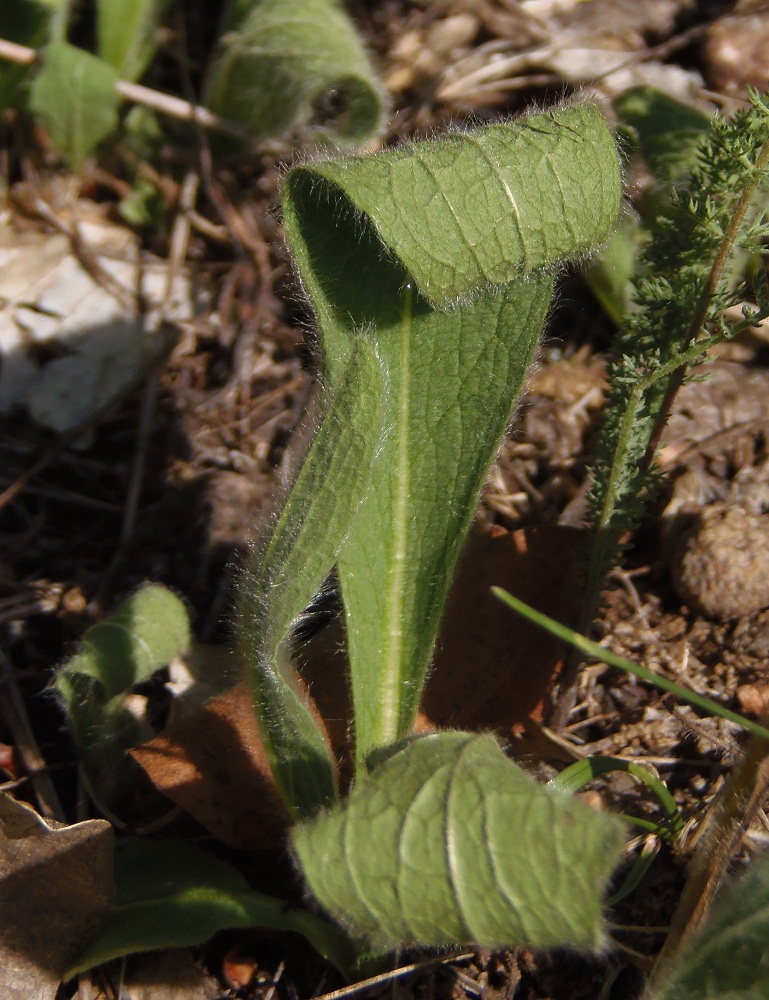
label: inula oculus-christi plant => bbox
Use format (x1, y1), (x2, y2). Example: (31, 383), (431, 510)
(61, 93), (769, 996)
(236, 100), (626, 950)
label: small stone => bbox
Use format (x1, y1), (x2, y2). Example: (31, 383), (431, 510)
(737, 682), (769, 718)
(704, 11), (769, 94)
(671, 504), (769, 621)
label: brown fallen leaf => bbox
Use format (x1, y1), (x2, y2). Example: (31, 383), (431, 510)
(0, 793), (113, 1000)
(131, 681), (293, 850)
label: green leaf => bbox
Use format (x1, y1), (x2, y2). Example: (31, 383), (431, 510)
(96, 0), (171, 82)
(0, 0), (58, 109)
(55, 583), (190, 804)
(67, 837), (357, 980)
(613, 86), (711, 185)
(56, 583), (190, 708)
(292, 732), (625, 951)
(585, 87), (713, 325)
(202, 0), (386, 145)
(583, 201), (642, 325)
(237, 339), (385, 816)
(652, 851), (769, 1000)
(29, 41), (119, 168)
(282, 102), (621, 760)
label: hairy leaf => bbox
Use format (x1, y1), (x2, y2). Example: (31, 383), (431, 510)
(203, 0), (386, 145)
(292, 732), (624, 950)
(68, 838), (357, 980)
(653, 851), (769, 1000)
(57, 583), (190, 710)
(282, 101), (620, 759)
(29, 41), (119, 168)
(237, 340), (385, 816)
(55, 583), (190, 805)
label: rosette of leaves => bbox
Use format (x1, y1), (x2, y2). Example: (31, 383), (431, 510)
(237, 101), (626, 952)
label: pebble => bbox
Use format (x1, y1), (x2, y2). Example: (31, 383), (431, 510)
(704, 10), (769, 93)
(671, 504), (769, 621)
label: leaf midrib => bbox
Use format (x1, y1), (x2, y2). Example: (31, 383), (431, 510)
(378, 289), (413, 745)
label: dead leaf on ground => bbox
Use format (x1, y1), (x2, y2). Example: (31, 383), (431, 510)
(131, 680), (292, 851)
(420, 524), (582, 732)
(0, 793), (113, 1000)
(0, 202), (191, 441)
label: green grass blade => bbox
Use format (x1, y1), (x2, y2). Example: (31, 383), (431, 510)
(493, 587), (769, 743)
(550, 756), (683, 837)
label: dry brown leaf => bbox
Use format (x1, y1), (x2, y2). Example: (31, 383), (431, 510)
(0, 793), (113, 1000)
(131, 682), (292, 850)
(420, 524), (582, 732)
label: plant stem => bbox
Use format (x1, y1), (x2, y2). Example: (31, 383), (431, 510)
(644, 725), (769, 998)
(48, 0), (72, 44)
(641, 133), (769, 469)
(551, 129), (769, 730)
(0, 36), (246, 137)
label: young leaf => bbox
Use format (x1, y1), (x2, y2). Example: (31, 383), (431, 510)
(55, 583), (190, 804)
(56, 583), (190, 710)
(292, 732), (624, 951)
(96, 0), (171, 82)
(67, 837), (357, 981)
(650, 850), (769, 1000)
(203, 0), (386, 145)
(29, 41), (119, 168)
(237, 339), (385, 816)
(282, 102), (621, 760)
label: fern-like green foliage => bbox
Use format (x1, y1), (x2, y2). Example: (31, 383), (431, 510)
(582, 90), (769, 628)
